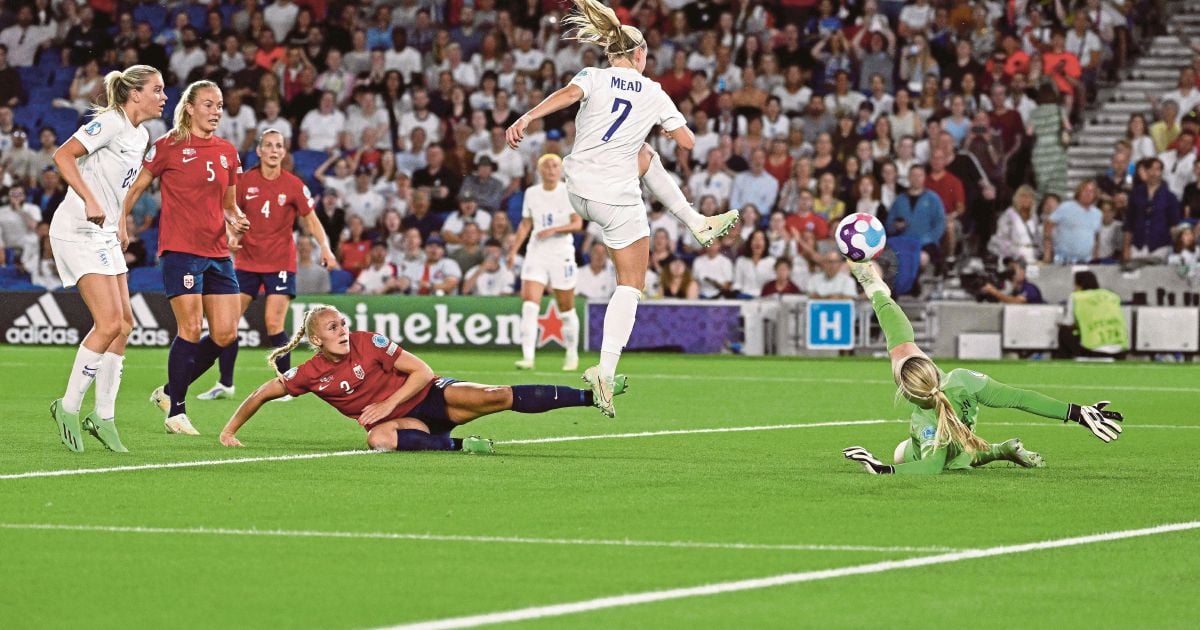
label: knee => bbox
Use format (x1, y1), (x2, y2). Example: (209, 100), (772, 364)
(176, 318), (203, 341)
(119, 313), (134, 338)
(487, 386), (513, 408)
(210, 328), (239, 347)
(366, 428), (395, 451)
(94, 318), (123, 340)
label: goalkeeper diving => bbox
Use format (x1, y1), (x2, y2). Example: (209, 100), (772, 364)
(842, 262), (1125, 475)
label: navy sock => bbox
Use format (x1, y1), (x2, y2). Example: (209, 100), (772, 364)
(268, 331), (291, 374)
(216, 342), (237, 387)
(167, 336), (198, 417)
(510, 385), (593, 413)
(188, 335), (229, 386)
(395, 429), (455, 451)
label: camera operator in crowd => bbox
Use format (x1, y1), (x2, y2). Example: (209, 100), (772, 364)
(979, 257), (1044, 304)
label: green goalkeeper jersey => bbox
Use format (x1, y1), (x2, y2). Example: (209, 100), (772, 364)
(896, 369), (1071, 474)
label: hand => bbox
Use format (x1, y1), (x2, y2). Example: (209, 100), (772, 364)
(842, 446), (894, 474)
(226, 225), (243, 252)
(982, 185), (996, 201)
(84, 199), (106, 227)
(506, 116), (530, 149)
(505, 252), (516, 269)
(535, 227), (556, 240)
(219, 432), (243, 447)
(118, 222), (130, 252)
(981, 283), (998, 296)
(1066, 401), (1124, 443)
(358, 401), (397, 427)
(226, 211), (250, 234)
(320, 247), (340, 269)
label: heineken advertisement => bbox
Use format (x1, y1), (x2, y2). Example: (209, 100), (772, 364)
(0, 291), (584, 350)
(291, 296), (586, 349)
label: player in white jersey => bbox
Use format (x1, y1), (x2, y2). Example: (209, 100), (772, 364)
(506, 0), (738, 416)
(510, 154), (583, 372)
(48, 65), (167, 453)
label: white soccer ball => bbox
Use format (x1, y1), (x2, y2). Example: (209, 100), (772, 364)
(835, 213), (887, 262)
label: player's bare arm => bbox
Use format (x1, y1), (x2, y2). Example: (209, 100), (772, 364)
(358, 351), (436, 427)
(506, 84), (585, 149)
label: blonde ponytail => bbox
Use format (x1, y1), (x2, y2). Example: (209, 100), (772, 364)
(170, 80), (221, 143)
(563, 0), (645, 59)
(268, 304), (340, 375)
(93, 64), (161, 117)
(898, 357), (990, 455)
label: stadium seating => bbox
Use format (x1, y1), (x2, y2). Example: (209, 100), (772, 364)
(140, 229), (159, 267)
(42, 108), (81, 144)
(291, 150), (327, 182)
(329, 269), (354, 294)
(132, 3), (168, 29)
(128, 267), (165, 293)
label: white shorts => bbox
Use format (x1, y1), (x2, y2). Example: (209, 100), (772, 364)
(521, 251), (577, 290)
(568, 192), (649, 250)
(50, 235), (128, 288)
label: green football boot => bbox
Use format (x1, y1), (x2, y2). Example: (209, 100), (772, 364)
(49, 399), (84, 453)
(691, 209), (740, 247)
(999, 438), (1045, 468)
(83, 412), (129, 453)
(582, 368), (629, 418)
(462, 436), (495, 455)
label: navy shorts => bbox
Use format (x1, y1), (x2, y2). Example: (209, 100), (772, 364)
(161, 251), (239, 298)
(407, 377), (460, 434)
(236, 269), (297, 299)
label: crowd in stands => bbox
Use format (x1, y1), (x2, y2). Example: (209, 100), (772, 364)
(0, 0), (1197, 302)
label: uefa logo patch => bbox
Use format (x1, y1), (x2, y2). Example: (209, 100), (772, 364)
(84, 121), (102, 136)
(372, 334), (389, 348)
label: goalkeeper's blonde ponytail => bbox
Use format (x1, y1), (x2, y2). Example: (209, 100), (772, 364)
(898, 357), (989, 455)
(563, 0), (645, 60)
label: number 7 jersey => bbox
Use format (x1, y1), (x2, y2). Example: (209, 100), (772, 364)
(563, 66), (686, 206)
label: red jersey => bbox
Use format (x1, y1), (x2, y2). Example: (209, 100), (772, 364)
(786, 211), (829, 240)
(282, 331), (433, 428)
(926, 171), (966, 216)
(144, 133), (241, 258)
(236, 167), (314, 273)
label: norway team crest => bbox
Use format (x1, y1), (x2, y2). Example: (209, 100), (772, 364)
(277, 193), (287, 206)
(219, 154), (229, 169)
(353, 364), (365, 380)
(182, 273), (194, 290)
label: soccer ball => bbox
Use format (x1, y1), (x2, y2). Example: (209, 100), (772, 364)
(835, 213), (886, 262)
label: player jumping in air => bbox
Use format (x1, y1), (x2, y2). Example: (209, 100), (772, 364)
(505, 0), (740, 416)
(124, 80), (251, 436)
(195, 129), (338, 401)
(217, 305), (627, 452)
(48, 64), (166, 452)
(842, 262), (1125, 474)
(511, 154), (583, 372)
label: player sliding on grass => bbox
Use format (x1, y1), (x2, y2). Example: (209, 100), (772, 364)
(218, 305), (627, 452)
(841, 262), (1125, 475)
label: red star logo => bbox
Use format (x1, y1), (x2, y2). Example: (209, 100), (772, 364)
(536, 303), (566, 348)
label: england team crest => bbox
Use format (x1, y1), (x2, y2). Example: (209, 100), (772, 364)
(277, 193), (287, 206)
(352, 364), (365, 380)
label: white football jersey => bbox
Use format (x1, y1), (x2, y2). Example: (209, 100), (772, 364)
(563, 66), (686, 206)
(50, 110), (150, 242)
(521, 182), (576, 258)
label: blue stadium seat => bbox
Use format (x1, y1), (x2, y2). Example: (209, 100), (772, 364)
(43, 108), (81, 143)
(218, 3), (237, 25)
(291, 150), (327, 180)
(174, 4), (209, 32)
(36, 48), (62, 69)
(12, 105), (40, 131)
(140, 228), (159, 266)
(161, 85), (182, 122)
(28, 87), (58, 106)
(242, 151), (260, 170)
(17, 66), (46, 90)
(133, 4), (168, 28)
(329, 269), (354, 294)
(128, 266), (164, 293)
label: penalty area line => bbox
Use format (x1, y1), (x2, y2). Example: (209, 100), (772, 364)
(380, 520), (1200, 630)
(0, 449), (377, 480)
(0, 523), (959, 554)
(500, 419), (895, 445)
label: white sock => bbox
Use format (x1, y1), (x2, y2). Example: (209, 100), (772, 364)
(599, 285), (641, 381)
(520, 300), (539, 362)
(63, 345), (103, 414)
(561, 309), (579, 361)
(94, 352), (125, 420)
(642, 152), (705, 231)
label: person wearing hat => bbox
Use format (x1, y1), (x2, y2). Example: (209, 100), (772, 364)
(476, 125), (526, 199)
(441, 189), (493, 251)
(458, 155), (506, 213)
(348, 240), (400, 295)
(344, 162), (387, 228)
(6, 126), (41, 187)
(415, 234), (462, 295)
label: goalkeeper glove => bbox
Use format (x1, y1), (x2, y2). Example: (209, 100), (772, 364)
(843, 446), (895, 474)
(1066, 401), (1124, 443)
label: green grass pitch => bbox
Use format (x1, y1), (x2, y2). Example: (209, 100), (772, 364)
(1, 345), (1197, 629)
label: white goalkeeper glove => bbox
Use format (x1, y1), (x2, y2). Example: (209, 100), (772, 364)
(1066, 401), (1124, 443)
(842, 446), (895, 474)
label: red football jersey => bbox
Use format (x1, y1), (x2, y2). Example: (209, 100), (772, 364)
(236, 167), (314, 273)
(144, 133), (241, 258)
(281, 331), (434, 428)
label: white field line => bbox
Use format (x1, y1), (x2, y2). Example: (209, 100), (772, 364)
(0, 450), (375, 480)
(3, 419), (1197, 481)
(0, 523), (958, 554)
(444, 368), (1200, 394)
(381, 520), (1200, 630)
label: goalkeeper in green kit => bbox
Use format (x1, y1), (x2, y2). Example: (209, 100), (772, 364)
(841, 262), (1125, 475)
